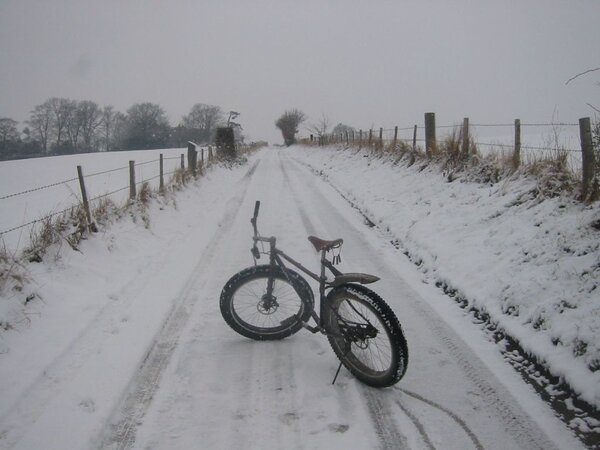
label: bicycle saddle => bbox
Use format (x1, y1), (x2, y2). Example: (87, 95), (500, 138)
(308, 236), (343, 252)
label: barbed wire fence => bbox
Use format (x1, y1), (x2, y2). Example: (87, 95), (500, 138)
(0, 142), (223, 244)
(306, 113), (597, 202)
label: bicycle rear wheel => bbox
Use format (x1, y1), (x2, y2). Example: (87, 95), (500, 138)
(220, 265), (314, 340)
(324, 284), (408, 387)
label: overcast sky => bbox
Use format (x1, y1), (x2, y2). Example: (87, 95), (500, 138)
(1, 0), (599, 144)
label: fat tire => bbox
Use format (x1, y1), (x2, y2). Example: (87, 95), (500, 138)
(324, 284), (408, 387)
(220, 265), (314, 340)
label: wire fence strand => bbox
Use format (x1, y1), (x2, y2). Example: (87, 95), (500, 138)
(0, 177), (79, 201)
(1, 153), (191, 238)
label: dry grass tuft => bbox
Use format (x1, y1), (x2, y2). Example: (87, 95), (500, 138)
(313, 123), (587, 199)
(137, 182), (154, 205)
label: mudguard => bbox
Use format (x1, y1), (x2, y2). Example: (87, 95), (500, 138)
(330, 273), (379, 287)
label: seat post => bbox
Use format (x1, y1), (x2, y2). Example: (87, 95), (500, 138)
(319, 249), (327, 324)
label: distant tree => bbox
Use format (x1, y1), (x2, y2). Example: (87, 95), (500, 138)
(111, 111), (127, 150)
(100, 105), (121, 151)
(27, 101), (53, 153)
(0, 118), (20, 158)
(332, 123), (356, 137)
(18, 126), (42, 158)
(122, 103), (171, 150)
(307, 114), (330, 139)
(182, 103), (224, 143)
(275, 109), (306, 146)
(48, 97), (75, 151)
(64, 101), (83, 153)
(78, 100), (103, 151)
(0, 118), (19, 144)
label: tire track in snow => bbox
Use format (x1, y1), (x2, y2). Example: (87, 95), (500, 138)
(291, 151), (599, 448)
(0, 182), (243, 449)
(282, 152), (561, 450)
(97, 160), (260, 450)
(395, 390), (483, 450)
(279, 154), (410, 450)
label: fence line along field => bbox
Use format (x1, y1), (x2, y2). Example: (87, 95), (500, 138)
(311, 113), (590, 175)
(0, 147), (193, 253)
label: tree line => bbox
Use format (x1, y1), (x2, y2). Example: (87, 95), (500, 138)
(0, 99), (235, 160)
(275, 108), (355, 146)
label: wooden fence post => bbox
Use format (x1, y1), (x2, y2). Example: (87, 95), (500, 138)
(425, 112), (436, 157)
(462, 117), (470, 158)
(129, 160), (136, 200)
(208, 146), (214, 161)
(393, 126), (398, 148)
(200, 147), (205, 170)
(77, 165), (93, 231)
(379, 128), (383, 147)
(580, 117), (598, 201)
(413, 125), (417, 151)
(513, 119), (521, 170)
(368, 129), (373, 146)
(159, 154), (164, 193)
(180, 154), (184, 170)
(351, 131), (355, 144)
(187, 142), (197, 176)
(359, 130), (363, 146)
(345, 131), (349, 145)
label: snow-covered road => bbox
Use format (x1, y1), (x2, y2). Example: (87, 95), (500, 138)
(0, 148), (584, 449)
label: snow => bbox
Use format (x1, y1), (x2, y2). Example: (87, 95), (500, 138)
(289, 144), (600, 408)
(0, 147), (190, 252)
(0, 146), (594, 449)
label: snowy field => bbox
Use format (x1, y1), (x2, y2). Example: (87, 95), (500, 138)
(0, 147), (596, 449)
(0, 147), (192, 252)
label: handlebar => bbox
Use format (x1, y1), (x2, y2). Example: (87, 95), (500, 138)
(251, 200), (261, 259)
(251, 200), (260, 237)
(253, 200), (260, 221)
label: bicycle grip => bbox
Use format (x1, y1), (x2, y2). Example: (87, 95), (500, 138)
(253, 201), (260, 220)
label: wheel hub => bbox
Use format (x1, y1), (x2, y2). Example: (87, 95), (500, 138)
(257, 294), (278, 315)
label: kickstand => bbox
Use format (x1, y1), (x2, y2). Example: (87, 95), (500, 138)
(332, 360), (344, 385)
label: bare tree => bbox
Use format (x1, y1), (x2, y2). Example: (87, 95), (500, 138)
(332, 123), (356, 136)
(78, 100), (103, 151)
(182, 103), (224, 142)
(306, 114), (330, 139)
(0, 118), (19, 144)
(275, 109), (306, 146)
(66, 102), (82, 150)
(100, 106), (115, 151)
(123, 102), (170, 150)
(48, 97), (75, 149)
(27, 101), (53, 153)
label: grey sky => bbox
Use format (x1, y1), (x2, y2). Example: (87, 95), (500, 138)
(1, 0), (599, 144)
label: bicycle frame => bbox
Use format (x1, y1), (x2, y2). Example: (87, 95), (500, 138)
(253, 234), (341, 332)
(250, 200), (379, 334)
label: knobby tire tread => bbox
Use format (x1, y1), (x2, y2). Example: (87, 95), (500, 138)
(325, 284), (408, 388)
(220, 265), (314, 340)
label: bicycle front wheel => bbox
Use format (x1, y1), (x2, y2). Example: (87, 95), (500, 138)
(220, 265), (314, 340)
(324, 284), (408, 388)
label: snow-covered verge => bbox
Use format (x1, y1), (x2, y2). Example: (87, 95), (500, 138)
(0, 154), (259, 448)
(290, 144), (600, 409)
